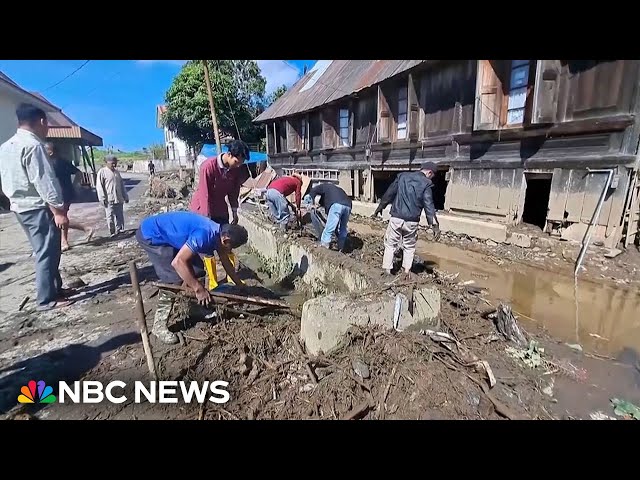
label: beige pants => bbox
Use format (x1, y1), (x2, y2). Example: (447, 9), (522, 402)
(382, 217), (419, 272)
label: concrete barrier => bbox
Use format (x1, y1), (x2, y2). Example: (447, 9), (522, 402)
(238, 209), (372, 293)
(350, 200), (508, 243)
(132, 159), (188, 174)
(238, 207), (442, 355)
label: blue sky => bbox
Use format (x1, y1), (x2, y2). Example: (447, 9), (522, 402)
(0, 60), (317, 151)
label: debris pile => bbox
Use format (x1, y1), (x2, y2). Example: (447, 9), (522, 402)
(147, 170), (194, 200)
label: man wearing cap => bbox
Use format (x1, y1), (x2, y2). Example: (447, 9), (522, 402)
(97, 154), (129, 237)
(371, 162), (441, 276)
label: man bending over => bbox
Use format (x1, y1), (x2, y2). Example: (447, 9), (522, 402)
(136, 211), (248, 344)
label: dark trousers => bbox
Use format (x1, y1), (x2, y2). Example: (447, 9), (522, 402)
(211, 214), (228, 226)
(135, 228), (205, 285)
(15, 208), (63, 306)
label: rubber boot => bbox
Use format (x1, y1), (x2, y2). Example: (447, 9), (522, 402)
(152, 290), (179, 345)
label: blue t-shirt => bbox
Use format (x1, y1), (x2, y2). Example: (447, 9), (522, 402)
(140, 211), (221, 255)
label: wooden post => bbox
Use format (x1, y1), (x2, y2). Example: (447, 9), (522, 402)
(202, 60), (223, 161)
(129, 261), (159, 381)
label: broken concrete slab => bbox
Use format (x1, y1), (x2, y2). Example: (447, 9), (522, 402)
(508, 232), (532, 248)
(300, 287), (441, 356)
(604, 248), (623, 259)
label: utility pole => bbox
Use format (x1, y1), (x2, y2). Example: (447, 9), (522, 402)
(202, 60), (223, 160)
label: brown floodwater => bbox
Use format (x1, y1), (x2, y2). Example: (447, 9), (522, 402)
(351, 223), (640, 357)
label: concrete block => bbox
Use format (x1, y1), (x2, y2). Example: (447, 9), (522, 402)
(561, 223), (618, 249)
(350, 201), (508, 243)
(508, 232), (532, 248)
(300, 287), (441, 355)
(438, 215), (507, 243)
(239, 209), (372, 292)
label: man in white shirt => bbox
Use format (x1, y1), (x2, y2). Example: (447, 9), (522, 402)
(0, 103), (73, 311)
(96, 154), (129, 237)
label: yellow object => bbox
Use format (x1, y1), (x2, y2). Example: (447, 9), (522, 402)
(203, 253), (237, 290)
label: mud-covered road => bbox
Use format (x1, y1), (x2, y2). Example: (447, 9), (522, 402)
(1, 172), (639, 421)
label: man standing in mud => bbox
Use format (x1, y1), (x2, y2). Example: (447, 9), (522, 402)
(0, 103), (74, 312)
(97, 155), (129, 237)
(189, 140), (250, 225)
(371, 162), (441, 276)
(136, 210), (248, 344)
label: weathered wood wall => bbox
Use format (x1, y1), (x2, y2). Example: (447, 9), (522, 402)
(444, 168), (523, 223)
(261, 59), (640, 237)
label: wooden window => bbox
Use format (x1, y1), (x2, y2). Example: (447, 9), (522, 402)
(300, 117), (308, 150)
(397, 84), (408, 140)
(407, 74), (420, 141)
(287, 118), (300, 152)
(339, 108), (350, 147)
(506, 60), (530, 125)
(473, 60), (536, 131)
(322, 107), (338, 149)
(378, 85), (391, 142)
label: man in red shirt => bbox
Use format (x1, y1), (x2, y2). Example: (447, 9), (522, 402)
(190, 140), (250, 225)
(265, 172), (303, 230)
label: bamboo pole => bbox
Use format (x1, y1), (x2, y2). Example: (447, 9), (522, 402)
(129, 261), (159, 381)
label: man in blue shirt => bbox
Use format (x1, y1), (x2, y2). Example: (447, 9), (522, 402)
(136, 211), (248, 344)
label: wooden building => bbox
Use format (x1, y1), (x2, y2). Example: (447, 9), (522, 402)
(254, 60), (640, 248)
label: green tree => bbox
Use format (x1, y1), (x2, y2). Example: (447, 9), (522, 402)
(269, 85), (287, 104)
(149, 143), (167, 160)
(162, 60), (267, 151)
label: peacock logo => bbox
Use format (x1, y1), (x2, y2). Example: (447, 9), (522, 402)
(18, 380), (57, 404)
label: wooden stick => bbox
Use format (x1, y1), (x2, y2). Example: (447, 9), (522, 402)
(201, 60), (223, 160)
(129, 261), (158, 381)
(153, 282), (291, 310)
(341, 400), (372, 420)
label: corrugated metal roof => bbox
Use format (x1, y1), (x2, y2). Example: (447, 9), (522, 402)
(255, 60), (427, 122)
(0, 71), (59, 112)
(30, 93), (103, 146)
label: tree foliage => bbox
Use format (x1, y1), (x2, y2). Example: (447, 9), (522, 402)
(270, 85), (287, 104)
(162, 60), (268, 150)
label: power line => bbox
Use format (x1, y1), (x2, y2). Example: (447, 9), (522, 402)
(42, 60), (90, 92)
(59, 69), (122, 110)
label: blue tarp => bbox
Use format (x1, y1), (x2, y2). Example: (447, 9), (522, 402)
(199, 144), (267, 164)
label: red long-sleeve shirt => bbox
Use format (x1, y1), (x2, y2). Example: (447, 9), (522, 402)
(269, 176), (303, 209)
(189, 156), (245, 219)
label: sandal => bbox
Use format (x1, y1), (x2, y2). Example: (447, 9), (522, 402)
(36, 299), (74, 312)
(61, 245), (70, 252)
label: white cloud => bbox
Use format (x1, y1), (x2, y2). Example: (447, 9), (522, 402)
(136, 60), (187, 67)
(257, 60), (304, 94)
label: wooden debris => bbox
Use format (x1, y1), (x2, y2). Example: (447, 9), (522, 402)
(153, 282), (292, 310)
(494, 304), (528, 346)
(18, 296), (29, 311)
(129, 261), (159, 381)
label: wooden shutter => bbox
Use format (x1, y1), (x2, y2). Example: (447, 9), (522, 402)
(378, 85), (391, 142)
(473, 60), (503, 130)
(322, 107), (337, 149)
(287, 118), (299, 152)
(531, 60), (562, 124)
(348, 102), (355, 147)
(408, 74), (420, 140)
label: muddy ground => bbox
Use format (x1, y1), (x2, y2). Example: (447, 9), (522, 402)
(1, 172), (639, 421)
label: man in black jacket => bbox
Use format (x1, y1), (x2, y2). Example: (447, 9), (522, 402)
(371, 162), (441, 275)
